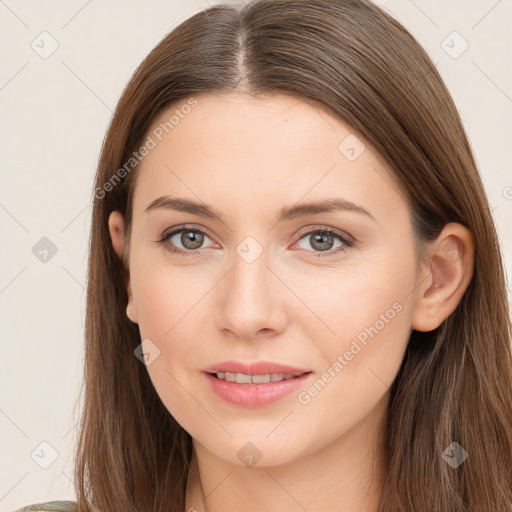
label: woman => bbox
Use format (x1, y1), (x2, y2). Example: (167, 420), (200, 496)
(16, 0), (512, 510)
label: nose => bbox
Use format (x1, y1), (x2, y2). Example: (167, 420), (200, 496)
(214, 249), (289, 341)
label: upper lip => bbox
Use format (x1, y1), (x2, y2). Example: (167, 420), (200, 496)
(202, 361), (312, 376)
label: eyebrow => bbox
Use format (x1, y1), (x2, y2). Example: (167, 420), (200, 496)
(144, 196), (375, 222)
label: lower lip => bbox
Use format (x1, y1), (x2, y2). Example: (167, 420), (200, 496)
(203, 372), (313, 408)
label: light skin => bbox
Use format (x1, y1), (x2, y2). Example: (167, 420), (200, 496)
(108, 93), (474, 511)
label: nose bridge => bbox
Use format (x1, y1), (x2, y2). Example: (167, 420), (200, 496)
(233, 247), (269, 300)
(215, 242), (288, 338)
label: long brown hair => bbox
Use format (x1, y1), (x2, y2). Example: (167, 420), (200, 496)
(74, 1), (512, 510)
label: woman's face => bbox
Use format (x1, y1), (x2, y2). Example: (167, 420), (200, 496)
(123, 93), (421, 466)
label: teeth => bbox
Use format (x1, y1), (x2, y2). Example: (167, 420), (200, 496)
(215, 372), (299, 383)
(253, 374), (271, 383)
(236, 373), (252, 384)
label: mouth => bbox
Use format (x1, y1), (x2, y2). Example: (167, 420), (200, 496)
(202, 369), (314, 408)
(207, 370), (312, 384)
(202, 360), (311, 378)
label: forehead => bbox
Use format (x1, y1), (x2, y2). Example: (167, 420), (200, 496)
(131, 92), (405, 222)
(144, 92), (360, 161)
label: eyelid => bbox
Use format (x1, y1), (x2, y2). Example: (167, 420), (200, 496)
(294, 224), (354, 244)
(160, 223), (214, 242)
(160, 224), (353, 243)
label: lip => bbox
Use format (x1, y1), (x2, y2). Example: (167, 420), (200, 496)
(201, 360), (314, 408)
(202, 360), (311, 376)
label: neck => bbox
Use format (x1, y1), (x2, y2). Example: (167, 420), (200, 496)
(185, 393), (388, 512)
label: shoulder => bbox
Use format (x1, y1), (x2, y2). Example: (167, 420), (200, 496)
(13, 501), (77, 512)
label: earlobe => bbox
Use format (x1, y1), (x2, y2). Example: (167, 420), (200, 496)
(411, 223), (474, 332)
(126, 295), (138, 324)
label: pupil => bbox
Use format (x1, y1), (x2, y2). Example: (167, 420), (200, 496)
(182, 230), (203, 249)
(312, 232), (333, 251)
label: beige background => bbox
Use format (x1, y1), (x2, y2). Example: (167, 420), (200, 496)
(1, 0), (511, 509)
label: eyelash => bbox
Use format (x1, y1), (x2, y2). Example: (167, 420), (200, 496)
(157, 225), (354, 258)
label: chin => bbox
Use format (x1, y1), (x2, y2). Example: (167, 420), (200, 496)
(199, 434), (314, 469)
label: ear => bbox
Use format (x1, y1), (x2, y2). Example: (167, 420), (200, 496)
(411, 222), (474, 332)
(108, 211), (138, 324)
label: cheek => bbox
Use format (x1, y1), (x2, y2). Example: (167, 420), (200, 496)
(296, 247), (416, 404)
(293, 247), (416, 346)
(130, 260), (214, 391)
(131, 258), (210, 340)
(294, 277), (413, 446)
(131, 267), (208, 436)
(332, 271), (413, 349)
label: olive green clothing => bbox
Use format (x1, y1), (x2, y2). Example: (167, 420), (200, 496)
(14, 501), (77, 512)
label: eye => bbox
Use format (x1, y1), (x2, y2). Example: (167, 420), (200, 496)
(157, 225), (353, 258)
(293, 227), (353, 257)
(159, 226), (214, 256)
